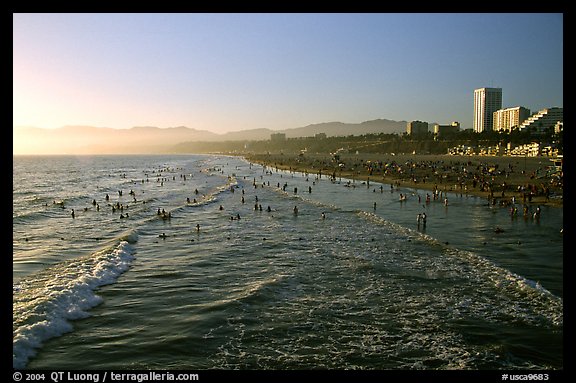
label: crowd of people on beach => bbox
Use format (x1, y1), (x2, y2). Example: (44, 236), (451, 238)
(254, 154), (561, 209)
(257, 159), (552, 234)
(358, 158), (558, 204)
(57, 158), (554, 245)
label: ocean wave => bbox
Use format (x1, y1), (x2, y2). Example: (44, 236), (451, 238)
(13, 241), (136, 369)
(356, 209), (563, 328)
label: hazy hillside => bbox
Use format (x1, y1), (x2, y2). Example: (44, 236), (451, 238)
(13, 119), (407, 155)
(13, 125), (220, 155)
(282, 119), (406, 138)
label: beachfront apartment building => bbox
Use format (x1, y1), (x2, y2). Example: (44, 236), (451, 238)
(493, 106), (531, 132)
(433, 121), (460, 138)
(407, 120), (429, 135)
(473, 87), (502, 133)
(518, 107), (563, 134)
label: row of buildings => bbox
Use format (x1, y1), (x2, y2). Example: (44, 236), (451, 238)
(407, 87), (563, 137)
(448, 142), (560, 157)
(473, 87), (563, 134)
(407, 120), (460, 137)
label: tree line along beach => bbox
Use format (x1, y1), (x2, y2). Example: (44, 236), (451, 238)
(244, 152), (563, 209)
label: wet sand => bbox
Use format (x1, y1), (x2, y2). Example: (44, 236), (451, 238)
(245, 152), (563, 207)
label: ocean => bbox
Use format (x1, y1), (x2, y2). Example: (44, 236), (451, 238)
(13, 154), (563, 371)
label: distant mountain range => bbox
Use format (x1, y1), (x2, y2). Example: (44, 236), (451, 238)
(13, 119), (407, 155)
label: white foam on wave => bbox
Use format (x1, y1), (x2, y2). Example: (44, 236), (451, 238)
(13, 241), (136, 369)
(434, 246), (564, 329)
(356, 209), (563, 328)
(120, 229), (139, 244)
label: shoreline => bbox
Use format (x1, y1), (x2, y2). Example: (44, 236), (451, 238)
(242, 152), (563, 208)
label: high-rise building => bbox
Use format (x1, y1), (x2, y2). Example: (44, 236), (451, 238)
(493, 106), (531, 132)
(474, 87), (502, 133)
(518, 107), (563, 134)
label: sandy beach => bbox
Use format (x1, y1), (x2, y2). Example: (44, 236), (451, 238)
(245, 152), (563, 208)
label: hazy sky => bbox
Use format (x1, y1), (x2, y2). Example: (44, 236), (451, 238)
(13, 13), (563, 133)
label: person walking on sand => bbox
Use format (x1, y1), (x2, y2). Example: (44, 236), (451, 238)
(293, 206), (299, 215)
